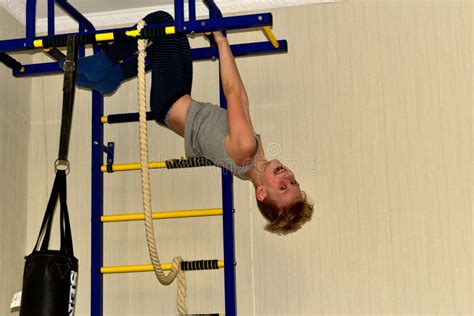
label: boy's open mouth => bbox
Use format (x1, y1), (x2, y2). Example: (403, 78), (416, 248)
(273, 165), (286, 175)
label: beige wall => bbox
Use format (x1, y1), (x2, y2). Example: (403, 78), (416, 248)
(3, 0), (473, 314)
(0, 7), (31, 315)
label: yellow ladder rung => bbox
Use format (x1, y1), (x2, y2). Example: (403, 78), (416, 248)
(102, 157), (213, 172)
(102, 208), (223, 222)
(101, 261), (225, 274)
(101, 161), (167, 172)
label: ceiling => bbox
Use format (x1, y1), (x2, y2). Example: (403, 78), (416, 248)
(1, 0), (336, 33)
(35, 0), (177, 17)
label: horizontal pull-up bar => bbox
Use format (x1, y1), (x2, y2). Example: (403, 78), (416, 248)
(34, 25), (176, 48)
(101, 208), (222, 222)
(102, 157), (214, 172)
(101, 260), (224, 274)
(28, 13), (273, 49)
(12, 40), (287, 77)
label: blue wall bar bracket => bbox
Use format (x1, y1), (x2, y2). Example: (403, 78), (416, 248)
(103, 142), (115, 172)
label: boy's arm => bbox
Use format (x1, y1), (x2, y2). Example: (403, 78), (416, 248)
(215, 32), (257, 163)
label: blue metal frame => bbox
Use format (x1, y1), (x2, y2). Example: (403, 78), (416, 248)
(174, 0), (185, 32)
(91, 90), (104, 316)
(206, 2), (237, 314)
(55, 0), (96, 32)
(204, 0), (223, 18)
(0, 13), (273, 52)
(220, 79), (237, 316)
(13, 41), (287, 77)
(25, 0), (36, 48)
(189, 0), (196, 21)
(47, 0), (54, 36)
(2, 1), (289, 315)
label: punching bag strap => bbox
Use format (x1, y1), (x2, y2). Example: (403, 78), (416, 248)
(56, 35), (78, 173)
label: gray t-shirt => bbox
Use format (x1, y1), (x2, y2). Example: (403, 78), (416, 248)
(182, 99), (257, 180)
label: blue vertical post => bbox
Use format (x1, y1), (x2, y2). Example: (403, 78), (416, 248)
(219, 64), (237, 316)
(25, 0), (36, 48)
(206, 1), (236, 313)
(174, 0), (185, 32)
(47, 0), (54, 36)
(219, 80), (237, 316)
(205, 1), (236, 313)
(91, 89), (104, 316)
(188, 0), (196, 21)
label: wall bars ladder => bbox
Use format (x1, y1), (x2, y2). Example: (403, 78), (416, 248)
(0, 1), (288, 315)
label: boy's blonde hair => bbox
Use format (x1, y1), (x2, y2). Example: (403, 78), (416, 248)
(257, 192), (313, 235)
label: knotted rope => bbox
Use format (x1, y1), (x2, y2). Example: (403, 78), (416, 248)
(136, 20), (187, 315)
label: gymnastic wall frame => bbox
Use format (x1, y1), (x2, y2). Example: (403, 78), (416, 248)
(0, 1), (288, 315)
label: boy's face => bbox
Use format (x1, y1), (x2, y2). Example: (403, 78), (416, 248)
(257, 159), (303, 207)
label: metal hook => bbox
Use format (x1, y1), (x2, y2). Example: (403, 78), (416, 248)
(54, 159), (70, 175)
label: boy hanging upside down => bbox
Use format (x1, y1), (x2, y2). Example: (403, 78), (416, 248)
(64, 11), (313, 235)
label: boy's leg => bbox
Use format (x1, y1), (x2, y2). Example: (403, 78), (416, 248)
(178, 29), (193, 94)
(144, 11), (193, 125)
(61, 29), (138, 82)
(59, 57), (125, 95)
(59, 10), (192, 99)
(72, 41), (137, 82)
(120, 11), (193, 86)
(86, 10), (192, 99)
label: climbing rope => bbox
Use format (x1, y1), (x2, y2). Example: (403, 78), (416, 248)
(136, 20), (188, 315)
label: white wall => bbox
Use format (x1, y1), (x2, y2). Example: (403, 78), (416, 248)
(3, 0), (473, 314)
(0, 7), (31, 315)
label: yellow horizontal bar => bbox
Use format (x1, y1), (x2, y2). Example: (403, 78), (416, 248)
(33, 39), (43, 48)
(33, 26), (176, 48)
(101, 161), (167, 172)
(95, 32), (115, 42)
(262, 26), (280, 49)
(165, 26), (176, 35)
(125, 30), (141, 37)
(125, 26), (175, 37)
(101, 260), (224, 274)
(102, 208), (223, 222)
